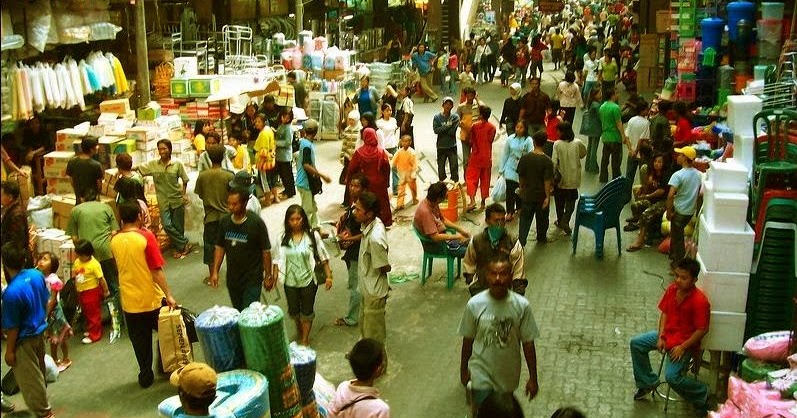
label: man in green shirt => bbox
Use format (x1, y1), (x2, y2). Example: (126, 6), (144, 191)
(138, 139), (193, 258)
(194, 145), (233, 285)
(66, 187), (121, 340)
(598, 89), (630, 183)
(598, 48), (619, 96)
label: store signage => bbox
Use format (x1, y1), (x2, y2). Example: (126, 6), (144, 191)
(538, 1), (565, 12)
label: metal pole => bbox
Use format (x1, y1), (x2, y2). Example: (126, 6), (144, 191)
(296, 1), (304, 35)
(135, 0), (151, 104)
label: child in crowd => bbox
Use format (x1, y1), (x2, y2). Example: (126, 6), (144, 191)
(340, 109), (362, 206)
(391, 135), (418, 210)
(192, 120), (211, 156)
(72, 239), (110, 344)
(544, 99), (563, 157)
(115, 176), (152, 231)
(296, 119), (331, 237)
(228, 133), (250, 171)
(328, 338), (390, 417)
(37, 252), (73, 372)
(459, 63), (476, 103)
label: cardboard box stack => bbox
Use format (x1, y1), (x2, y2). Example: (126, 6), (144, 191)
(637, 34), (662, 94)
(698, 160), (754, 352)
(50, 194), (117, 230)
(43, 151), (74, 197)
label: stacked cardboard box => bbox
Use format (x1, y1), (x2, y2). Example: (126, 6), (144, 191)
(637, 34), (661, 93)
(36, 229), (74, 279)
(43, 151), (74, 196)
(50, 194), (117, 230)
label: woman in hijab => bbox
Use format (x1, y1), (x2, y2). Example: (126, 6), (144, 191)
(347, 128), (393, 227)
(499, 83), (523, 136)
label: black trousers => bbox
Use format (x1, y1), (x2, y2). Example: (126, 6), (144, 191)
(124, 307), (160, 381)
(276, 161), (296, 197)
(437, 147), (459, 182)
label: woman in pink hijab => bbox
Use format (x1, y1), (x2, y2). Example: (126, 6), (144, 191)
(347, 128), (393, 227)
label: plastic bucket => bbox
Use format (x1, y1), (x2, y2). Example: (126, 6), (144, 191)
(701, 17), (726, 50)
(727, 1), (755, 40)
(756, 19), (783, 43)
(761, 2), (785, 20)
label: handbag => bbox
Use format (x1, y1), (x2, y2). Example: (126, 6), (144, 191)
(579, 105), (602, 137)
(310, 232), (327, 285)
(1, 370), (18, 396)
(308, 173), (323, 195)
(179, 306), (199, 344)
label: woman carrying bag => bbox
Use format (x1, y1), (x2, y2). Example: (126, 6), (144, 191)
(274, 205), (332, 346)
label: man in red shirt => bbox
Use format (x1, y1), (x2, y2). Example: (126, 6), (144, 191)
(630, 258), (710, 416)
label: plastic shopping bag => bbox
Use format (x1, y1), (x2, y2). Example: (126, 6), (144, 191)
(491, 176), (507, 203)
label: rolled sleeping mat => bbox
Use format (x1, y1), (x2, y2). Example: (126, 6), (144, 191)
(195, 305), (245, 372)
(157, 369), (268, 418)
(289, 342), (317, 404)
(239, 303), (301, 415)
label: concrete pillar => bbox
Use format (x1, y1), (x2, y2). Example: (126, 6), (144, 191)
(135, 0), (150, 104)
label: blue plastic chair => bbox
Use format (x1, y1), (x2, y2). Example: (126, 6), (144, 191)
(579, 175), (629, 211)
(412, 226), (463, 290)
(572, 177), (632, 259)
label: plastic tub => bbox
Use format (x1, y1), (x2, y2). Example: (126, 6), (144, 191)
(761, 2), (785, 20)
(701, 17), (725, 50)
(756, 19), (783, 42)
(727, 1), (755, 40)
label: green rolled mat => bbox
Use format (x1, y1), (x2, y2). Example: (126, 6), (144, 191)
(239, 303), (301, 415)
(740, 358), (785, 382)
(271, 403), (302, 418)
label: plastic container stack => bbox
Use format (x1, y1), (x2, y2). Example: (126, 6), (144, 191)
(757, 2), (785, 65)
(698, 159), (754, 353)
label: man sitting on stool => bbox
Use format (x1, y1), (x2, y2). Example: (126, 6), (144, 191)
(629, 258), (711, 416)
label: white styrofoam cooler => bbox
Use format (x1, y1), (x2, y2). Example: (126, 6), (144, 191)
(702, 181), (749, 232)
(730, 133), (755, 179)
(697, 214), (755, 273)
(701, 311), (747, 352)
(707, 160), (750, 193)
(696, 253), (750, 312)
(727, 95), (763, 137)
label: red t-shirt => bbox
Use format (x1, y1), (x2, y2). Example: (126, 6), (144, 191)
(546, 115), (561, 142)
(468, 120), (497, 167)
(657, 284), (710, 350)
(673, 117), (693, 147)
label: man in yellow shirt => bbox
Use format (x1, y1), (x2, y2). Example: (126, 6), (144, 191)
(550, 28), (565, 70)
(111, 201), (178, 388)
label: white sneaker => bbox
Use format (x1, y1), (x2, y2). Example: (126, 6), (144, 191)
(81, 337), (94, 344)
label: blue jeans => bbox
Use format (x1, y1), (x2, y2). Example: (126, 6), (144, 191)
(228, 282), (262, 312)
(386, 147), (400, 194)
(160, 204), (188, 250)
(342, 260), (361, 325)
(626, 156), (640, 185)
(518, 200), (550, 246)
(582, 81), (596, 103)
(630, 330), (708, 411)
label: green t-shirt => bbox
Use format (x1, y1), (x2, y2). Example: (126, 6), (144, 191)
(600, 59), (619, 81)
(599, 100), (623, 143)
(66, 201), (119, 261)
(194, 168), (234, 223)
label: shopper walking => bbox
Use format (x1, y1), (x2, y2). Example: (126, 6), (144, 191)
(580, 87), (602, 174)
(555, 71), (583, 124)
(551, 121), (587, 235)
(499, 121), (533, 222)
(66, 137), (103, 205)
(194, 145), (234, 286)
(598, 89), (629, 183)
(376, 103), (400, 195)
(516, 131), (554, 246)
(274, 107), (297, 199)
(465, 106), (497, 212)
(274, 205), (331, 346)
(353, 191), (390, 343)
(500, 83), (523, 136)
(519, 77), (551, 134)
(296, 119), (332, 234)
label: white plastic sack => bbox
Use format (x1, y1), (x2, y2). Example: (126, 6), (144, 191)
(27, 195), (52, 211)
(44, 354), (58, 383)
(491, 176), (507, 203)
(29, 207), (53, 230)
(26, 0), (52, 52)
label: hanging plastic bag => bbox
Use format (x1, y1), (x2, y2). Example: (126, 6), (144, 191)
(491, 175), (507, 203)
(26, 0), (52, 52)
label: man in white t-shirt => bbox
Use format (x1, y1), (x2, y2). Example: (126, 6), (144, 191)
(459, 257), (540, 413)
(581, 46), (599, 104)
(624, 104), (651, 185)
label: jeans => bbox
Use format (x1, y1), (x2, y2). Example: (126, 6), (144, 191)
(669, 213), (693, 264)
(630, 330), (709, 411)
(342, 260), (361, 325)
(599, 142), (623, 183)
(385, 147), (400, 195)
(276, 160), (296, 196)
(515, 65), (528, 86)
(586, 136), (600, 173)
(582, 81), (596, 103)
(518, 200), (550, 246)
(124, 307), (160, 385)
(228, 282), (262, 312)
(505, 179), (520, 215)
(160, 204), (188, 250)
(437, 147), (459, 182)
(478, 61), (490, 83)
(626, 155), (640, 185)
(553, 188), (579, 229)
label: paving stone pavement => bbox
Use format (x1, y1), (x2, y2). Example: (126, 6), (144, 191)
(1, 63), (708, 418)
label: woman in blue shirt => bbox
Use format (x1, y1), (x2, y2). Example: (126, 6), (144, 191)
(357, 75), (378, 116)
(498, 120), (533, 221)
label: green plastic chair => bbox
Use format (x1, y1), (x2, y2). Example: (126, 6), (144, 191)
(412, 226), (463, 290)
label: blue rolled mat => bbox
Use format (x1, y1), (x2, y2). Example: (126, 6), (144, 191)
(289, 342), (317, 404)
(195, 306), (244, 372)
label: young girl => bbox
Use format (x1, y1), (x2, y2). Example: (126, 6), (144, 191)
(192, 120), (211, 157)
(376, 104), (400, 195)
(340, 110), (362, 206)
(391, 135), (418, 210)
(274, 107), (297, 199)
(396, 86), (415, 145)
(544, 99), (563, 157)
(499, 120), (533, 221)
(73, 239), (110, 344)
(274, 205), (332, 346)
(37, 252), (73, 372)
(228, 133), (250, 171)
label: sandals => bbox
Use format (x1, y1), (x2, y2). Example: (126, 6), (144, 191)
(57, 359), (72, 372)
(334, 318), (355, 327)
(466, 204), (477, 213)
(626, 244), (644, 252)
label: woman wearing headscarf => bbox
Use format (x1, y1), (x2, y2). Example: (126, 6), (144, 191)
(500, 83), (523, 136)
(347, 128), (393, 227)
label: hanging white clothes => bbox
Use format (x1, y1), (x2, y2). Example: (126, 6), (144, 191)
(28, 64), (45, 113)
(66, 58), (85, 110)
